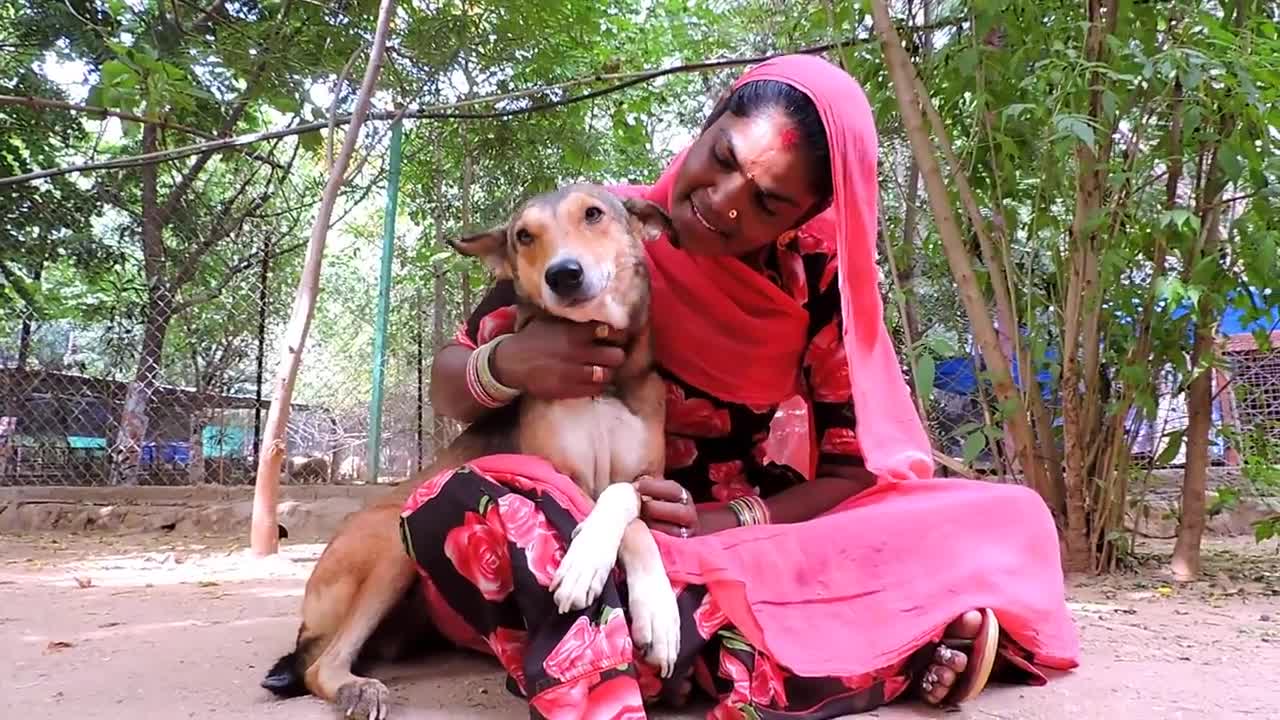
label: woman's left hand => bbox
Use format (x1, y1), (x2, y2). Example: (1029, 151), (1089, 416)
(634, 475), (699, 537)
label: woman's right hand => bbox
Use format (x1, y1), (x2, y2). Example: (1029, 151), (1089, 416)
(490, 316), (628, 400)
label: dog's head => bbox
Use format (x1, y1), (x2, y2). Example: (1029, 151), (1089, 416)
(449, 184), (676, 329)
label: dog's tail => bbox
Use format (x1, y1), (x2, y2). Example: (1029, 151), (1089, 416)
(261, 648), (309, 698)
(261, 632), (315, 698)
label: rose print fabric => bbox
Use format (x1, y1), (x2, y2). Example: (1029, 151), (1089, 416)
(400, 464), (916, 720)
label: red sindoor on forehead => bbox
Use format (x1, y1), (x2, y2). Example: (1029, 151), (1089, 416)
(778, 127), (801, 150)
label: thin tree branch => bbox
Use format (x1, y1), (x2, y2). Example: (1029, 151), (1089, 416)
(250, 0), (398, 555)
(1, 20), (966, 188)
(328, 41), (368, 171)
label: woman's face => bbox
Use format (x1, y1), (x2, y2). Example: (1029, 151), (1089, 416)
(669, 107), (824, 257)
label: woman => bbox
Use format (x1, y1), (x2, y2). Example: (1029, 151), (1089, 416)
(404, 54), (1079, 719)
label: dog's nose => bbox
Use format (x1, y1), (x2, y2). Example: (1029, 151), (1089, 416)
(545, 260), (585, 297)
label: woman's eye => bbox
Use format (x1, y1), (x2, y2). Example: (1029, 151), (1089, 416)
(713, 149), (733, 169)
(756, 194), (776, 216)
(584, 206), (603, 223)
(516, 228), (533, 245)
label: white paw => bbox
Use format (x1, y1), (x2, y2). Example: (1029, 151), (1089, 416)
(550, 518), (618, 613)
(628, 573), (681, 678)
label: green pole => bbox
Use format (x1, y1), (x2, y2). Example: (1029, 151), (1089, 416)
(367, 119), (403, 483)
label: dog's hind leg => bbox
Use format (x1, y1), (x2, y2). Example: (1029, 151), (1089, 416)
(305, 551), (417, 720)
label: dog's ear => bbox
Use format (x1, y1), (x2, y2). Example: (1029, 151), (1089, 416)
(622, 197), (677, 245)
(448, 226), (512, 278)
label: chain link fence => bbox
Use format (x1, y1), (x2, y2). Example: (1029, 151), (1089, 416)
(0, 119), (476, 486)
(4, 132), (1277, 488)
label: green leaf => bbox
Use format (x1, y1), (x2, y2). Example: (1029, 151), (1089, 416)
(1159, 208), (1194, 230)
(927, 336), (957, 357)
(268, 93), (302, 116)
(914, 353), (936, 404)
(299, 132), (323, 153)
(962, 431), (988, 464)
(1254, 516), (1278, 543)
(1217, 145), (1245, 182)
(1155, 429), (1185, 467)
(1000, 104), (1036, 122)
(1053, 115), (1096, 149)
(86, 85), (106, 109)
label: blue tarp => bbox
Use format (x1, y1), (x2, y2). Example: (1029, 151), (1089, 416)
(932, 288), (1278, 397)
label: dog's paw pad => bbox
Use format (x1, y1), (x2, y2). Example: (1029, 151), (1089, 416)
(336, 678), (390, 720)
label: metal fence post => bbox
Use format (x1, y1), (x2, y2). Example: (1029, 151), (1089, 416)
(367, 119), (403, 484)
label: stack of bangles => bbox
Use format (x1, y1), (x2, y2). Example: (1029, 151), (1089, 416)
(466, 334), (522, 408)
(727, 495), (771, 527)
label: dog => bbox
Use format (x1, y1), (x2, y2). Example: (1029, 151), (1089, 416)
(262, 184), (682, 720)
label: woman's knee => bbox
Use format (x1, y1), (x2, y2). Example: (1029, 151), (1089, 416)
(402, 464), (499, 518)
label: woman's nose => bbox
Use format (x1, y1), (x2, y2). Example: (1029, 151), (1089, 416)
(708, 175), (751, 223)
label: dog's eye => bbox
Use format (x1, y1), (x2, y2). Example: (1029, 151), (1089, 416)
(584, 206), (603, 224)
(515, 228), (533, 245)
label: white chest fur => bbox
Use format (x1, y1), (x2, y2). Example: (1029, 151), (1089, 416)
(519, 394), (656, 499)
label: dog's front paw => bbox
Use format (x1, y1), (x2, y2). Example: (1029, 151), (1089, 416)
(336, 677), (391, 720)
(628, 574), (681, 679)
(550, 519), (617, 613)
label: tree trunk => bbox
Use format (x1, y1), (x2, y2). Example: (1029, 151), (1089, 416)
(14, 256), (47, 369)
(871, 0), (1045, 507)
(460, 129), (475, 318)
(109, 303), (171, 485)
(899, 163), (923, 347)
(110, 123), (169, 486)
(1173, 321), (1215, 580)
(431, 265), (447, 450)
(249, 0), (399, 556)
(1171, 122), (1235, 581)
(188, 412), (206, 485)
(896, 0), (928, 351)
(1057, 0), (1121, 572)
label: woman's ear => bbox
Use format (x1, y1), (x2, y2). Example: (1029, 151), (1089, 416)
(621, 197), (677, 245)
(447, 226), (512, 278)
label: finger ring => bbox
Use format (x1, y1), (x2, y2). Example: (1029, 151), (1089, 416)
(679, 488), (690, 505)
(678, 526), (689, 538)
(590, 365), (604, 383)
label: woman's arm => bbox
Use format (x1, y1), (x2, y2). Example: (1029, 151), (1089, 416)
(639, 464), (876, 536)
(429, 280), (629, 422)
(640, 251), (880, 536)
(429, 281), (519, 423)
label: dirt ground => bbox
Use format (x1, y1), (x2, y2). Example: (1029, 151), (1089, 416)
(1, 532), (1276, 720)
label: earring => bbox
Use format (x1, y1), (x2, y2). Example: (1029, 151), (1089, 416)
(728, 209), (738, 219)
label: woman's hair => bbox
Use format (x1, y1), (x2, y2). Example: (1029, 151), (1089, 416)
(703, 79), (833, 206)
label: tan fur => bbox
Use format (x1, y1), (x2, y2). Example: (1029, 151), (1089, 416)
(267, 185), (678, 719)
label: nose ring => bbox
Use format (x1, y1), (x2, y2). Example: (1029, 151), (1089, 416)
(729, 209), (738, 220)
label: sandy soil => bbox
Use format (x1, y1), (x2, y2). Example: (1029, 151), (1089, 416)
(1, 532), (1276, 720)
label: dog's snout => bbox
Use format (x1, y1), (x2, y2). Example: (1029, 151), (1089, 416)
(545, 259), (585, 297)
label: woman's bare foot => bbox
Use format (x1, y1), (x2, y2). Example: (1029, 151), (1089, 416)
(919, 609), (982, 705)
